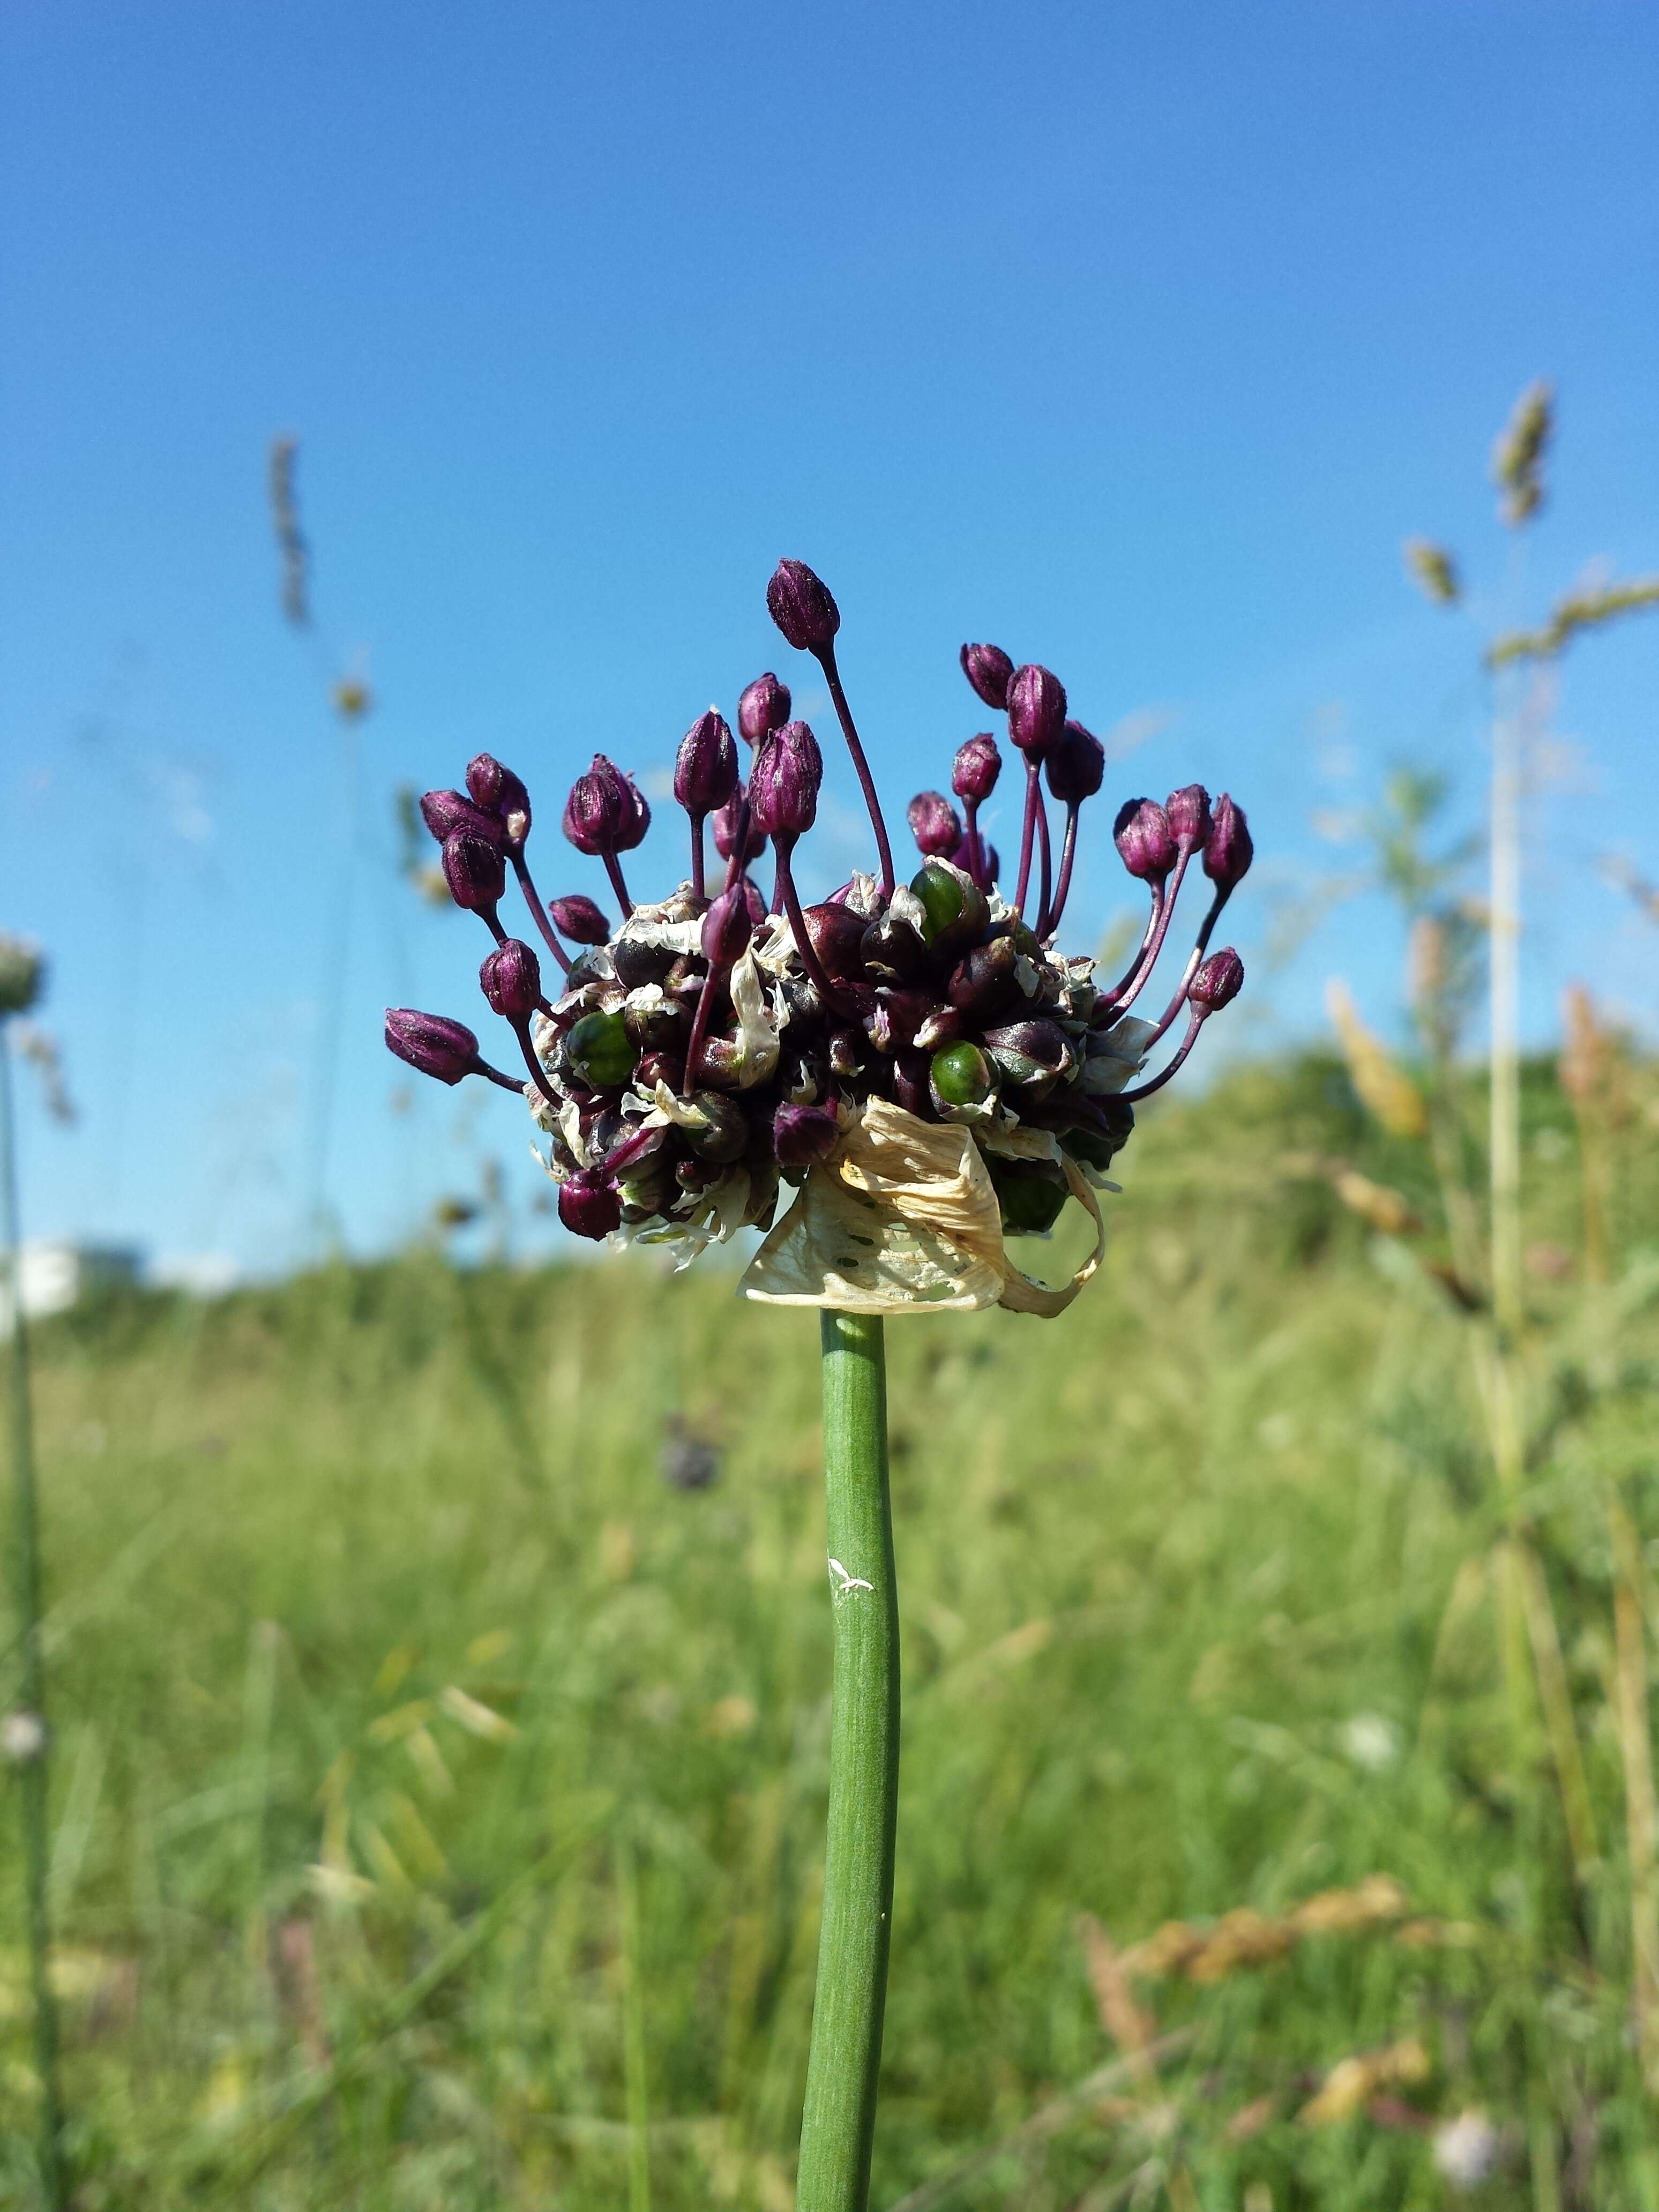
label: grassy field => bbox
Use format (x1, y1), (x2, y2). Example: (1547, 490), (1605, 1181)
(5, 1052), (1659, 2208)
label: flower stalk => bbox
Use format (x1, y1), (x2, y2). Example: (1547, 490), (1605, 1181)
(1, 1020), (68, 2211)
(798, 1311), (899, 2212)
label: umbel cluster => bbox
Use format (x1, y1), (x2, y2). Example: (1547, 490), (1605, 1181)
(385, 560), (1251, 1255)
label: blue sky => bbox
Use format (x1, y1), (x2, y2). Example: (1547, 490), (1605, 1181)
(3, 2), (1657, 1277)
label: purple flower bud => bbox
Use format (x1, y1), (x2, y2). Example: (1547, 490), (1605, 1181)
(952, 733), (1002, 804)
(562, 754), (630, 855)
(1005, 664), (1068, 759)
(1203, 793), (1253, 892)
(547, 893), (611, 945)
(666, 720), (726, 826)
(479, 938), (542, 1020)
(1165, 782), (1213, 854)
(384, 1008), (478, 1085)
(766, 559), (841, 653)
(750, 721), (823, 840)
(737, 671), (791, 746)
(466, 754), (532, 848)
(421, 789), (505, 846)
(559, 1171), (622, 1241)
(1045, 720), (1105, 806)
(700, 883), (753, 967)
(616, 774), (651, 852)
(960, 643), (1015, 712)
(1190, 946), (1244, 1012)
(907, 790), (963, 859)
(1113, 798), (1177, 881)
(712, 784), (767, 865)
(442, 829), (507, 914)
(774, 1101), (841, 1171)
(741, 877), (769, 929)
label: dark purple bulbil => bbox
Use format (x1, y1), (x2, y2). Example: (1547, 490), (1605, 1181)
(774, 1101), (841, 1170)
(388, 561), (1253, 1243)
(559, 1171), (622, 1240)
(907, 790), (962, 858)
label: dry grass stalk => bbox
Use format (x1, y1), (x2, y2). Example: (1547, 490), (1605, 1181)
(1298, 2036), (1429, 2127)
(1075, 1912), (1157, 2083)
(1559, 985), (1615, 1284)
(1119, 1874), (1413, 1986)
(1325, 981), (1428, 1139)
(1608, 1488), (1659, 2087)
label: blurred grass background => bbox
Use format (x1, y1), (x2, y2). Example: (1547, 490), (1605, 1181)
(7, 1047), (1659, 2207)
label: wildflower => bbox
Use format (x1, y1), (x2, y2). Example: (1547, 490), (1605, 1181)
(1433, 2112), (1502, 2189)
(383, 564), (1252, 1302)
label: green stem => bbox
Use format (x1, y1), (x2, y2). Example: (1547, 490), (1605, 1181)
(798, 1311), (899, 2212)
(1, 1025), (68, 2208)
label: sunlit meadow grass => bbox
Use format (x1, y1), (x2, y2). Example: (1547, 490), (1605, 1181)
(5, 1055), (1659, 2207)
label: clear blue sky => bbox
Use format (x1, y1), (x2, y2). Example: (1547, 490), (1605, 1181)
(4, 3), (1657, 1278)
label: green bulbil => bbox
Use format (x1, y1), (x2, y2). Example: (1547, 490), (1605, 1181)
(991, 1161), (1068, 1236)
(910, 862), (966, 945)
(565, 1008), (636, 1090)
(930, 1041), (995, 1109)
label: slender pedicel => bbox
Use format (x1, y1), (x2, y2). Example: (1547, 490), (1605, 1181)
(1116, 947), (1243, 1101)
(765, 559), (895, 895)
(1034, 790), (1053, 938)
(1107, 845), (1192, 1012)
(1013, 761), (1041, 919)
(510, 854), (572, 972)
(822, 645), (895, 896)
(676, 710), (738, 904)
(682, 884), (753, 1094)
(775, 844), (853, 1018)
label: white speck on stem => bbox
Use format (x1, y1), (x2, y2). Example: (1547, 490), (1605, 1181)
(827, 1556), (873, 1598)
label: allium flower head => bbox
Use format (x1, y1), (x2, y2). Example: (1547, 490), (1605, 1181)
(385, 564), (1253, 1312)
